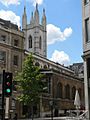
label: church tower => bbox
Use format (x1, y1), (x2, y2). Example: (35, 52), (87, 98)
(22, 3), (47, 58)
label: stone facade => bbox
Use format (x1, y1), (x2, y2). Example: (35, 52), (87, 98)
(0, 18), (24, 118)
(22, 4), (47, 58)
(40, 69), (84, 117)
(69, 63), (84, 80)
(0, 3), (85, 119)
(82, 0), (90, 119)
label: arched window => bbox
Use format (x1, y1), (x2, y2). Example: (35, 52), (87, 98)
(65, 84), (70, 99)
(72, 86), (76, 100)
(39, 36), (42, 49)
(35, 62), (40, 67)
(78, 88), (81, 100)
(28, 35), (32, 48)
(56, 83), (63, 98)
(44, 65), (47, 69)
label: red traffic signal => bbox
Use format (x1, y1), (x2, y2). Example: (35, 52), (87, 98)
(4, 72), (12, 97)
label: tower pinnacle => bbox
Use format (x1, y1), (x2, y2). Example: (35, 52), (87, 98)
(22, 0), (27, 30)
(34, 3), (39, 25)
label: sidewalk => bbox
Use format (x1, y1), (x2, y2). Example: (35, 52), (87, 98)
(18, 116), (87, 120)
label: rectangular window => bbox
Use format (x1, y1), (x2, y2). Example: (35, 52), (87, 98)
(14, 39), (19, 47)
(13, 55), (18, 66)
(1, 35), (6, 42)
(85, 0), (89, 5)
(85, 18), (90, 42)
(0, 51), (6, 62)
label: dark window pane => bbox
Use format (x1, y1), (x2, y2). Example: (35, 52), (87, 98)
(65, 84), (70, 99)
(13, 55), (18, 66)
(85, 0), (89, 5)
(1, 35), (6, 42)
(56, 83), (63, 98)
(85, 18), (90, 42)
(14, 39), (19, 47)
(28, 35), (32, 48)
(0, 51), (6, 62)
(39, 36), (42, 49)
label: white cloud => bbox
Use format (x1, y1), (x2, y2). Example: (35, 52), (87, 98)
(50, 50), (70, 65)
(0, 0), (20, 6)
(0, 10), (20, 27)
(47, 24), (72, 45)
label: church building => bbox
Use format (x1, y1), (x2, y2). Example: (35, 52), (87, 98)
(0, 3), (84, 119)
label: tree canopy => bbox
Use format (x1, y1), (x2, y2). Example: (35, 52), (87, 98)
(15, 53), (45, 105)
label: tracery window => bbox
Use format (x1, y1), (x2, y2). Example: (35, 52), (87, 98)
(39, 36), (42, 49)
(72, 86), (76, 100)
(65, 84), (70, 99)
(28, 35), (32, 48)
(56, 83), (63, 98)
(85, 18), (90, 42)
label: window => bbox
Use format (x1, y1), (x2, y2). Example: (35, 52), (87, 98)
(13, 55), (18, 66)
(39, 36), (42, 49)
(44, 65), (47, 69)
(72, 86), (76, 100)
(78, 88), (81, 100)
(28, 35), (32, 48)
(35, 62), (40, 66)
(14, 39), (19, 47)
(56, 83), (63, 98)
(1, 35), (6, 42)
(85, 18), (90, 42)
(0, 51), (6, 62)
(48, 77), (51, 94)
(85, 0), (89, 5)
(65, 84), (70, 99)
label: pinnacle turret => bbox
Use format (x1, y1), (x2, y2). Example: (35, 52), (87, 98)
(42, 8), (46, 30)
(34, 3), (39, 25)
(22, 6), (27, 30)
(30, 12), (34, 24)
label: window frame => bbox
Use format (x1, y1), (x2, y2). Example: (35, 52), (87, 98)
(0, 51), (6, 62)
(28, 35), (32, 48)
(84, 0), (89, 5)
(14, 39), (19, 47)
(13, 55), (18, 66)
(85, 18), (90, 42)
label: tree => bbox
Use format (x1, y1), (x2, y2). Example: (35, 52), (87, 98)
(15, 53), (45, 117)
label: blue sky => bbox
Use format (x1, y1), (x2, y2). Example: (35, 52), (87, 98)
(0, 0), (83, 66)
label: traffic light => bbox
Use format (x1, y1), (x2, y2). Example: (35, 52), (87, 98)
(4, 72), (12, 97)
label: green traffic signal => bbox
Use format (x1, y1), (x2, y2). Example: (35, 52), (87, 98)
(6, 88), (11, 93)
(4, 72), (12, 97)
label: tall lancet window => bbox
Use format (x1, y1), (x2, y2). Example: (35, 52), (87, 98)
(39, 36), (42, 49)
(85, 18), (90, 42)
(28, 35), (32, 48)
(56, 82), (63, 98)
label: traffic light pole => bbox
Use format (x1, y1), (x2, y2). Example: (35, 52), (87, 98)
(2, 70), (5, 120)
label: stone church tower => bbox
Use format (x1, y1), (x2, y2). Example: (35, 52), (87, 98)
(22, 4), (47, 58)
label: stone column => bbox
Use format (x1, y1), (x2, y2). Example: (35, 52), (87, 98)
(84, 59), (89, 118)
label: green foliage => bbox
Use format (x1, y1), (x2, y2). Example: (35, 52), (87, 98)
(15, 53), (45, 105)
